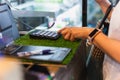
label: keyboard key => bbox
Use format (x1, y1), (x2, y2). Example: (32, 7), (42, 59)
(29, 29), (61, 40)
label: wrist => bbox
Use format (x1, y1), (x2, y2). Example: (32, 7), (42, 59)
(82, 27), (94, 39)
(86, 27), (102, 46)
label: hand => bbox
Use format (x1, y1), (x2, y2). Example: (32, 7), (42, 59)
(58, 27), (93, 41)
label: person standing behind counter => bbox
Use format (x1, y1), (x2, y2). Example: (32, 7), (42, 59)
(58, 0), (120, 80)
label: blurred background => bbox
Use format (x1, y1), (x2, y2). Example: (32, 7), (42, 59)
(0, 0), (117, 32)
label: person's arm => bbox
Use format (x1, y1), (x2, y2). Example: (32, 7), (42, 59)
(58, 27), (120, 63)
(58, 27), (93, 41)
(95, 0), (113, 20)
(94, 0), (120, 62)
(93, 32), (120, 63)
(59, 0), (120, 63)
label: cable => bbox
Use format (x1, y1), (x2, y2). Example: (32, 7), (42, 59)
(5, 0), (56, 29)
(4, 0), (34, 30)
(14, 18), (34, 30)
(5, 0), (20, 10)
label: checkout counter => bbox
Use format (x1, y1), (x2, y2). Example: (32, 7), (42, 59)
(11, 1), (87, 80)
(15, 33), (87, 80)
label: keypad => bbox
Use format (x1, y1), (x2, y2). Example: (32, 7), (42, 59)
(29, 29), (61, 40)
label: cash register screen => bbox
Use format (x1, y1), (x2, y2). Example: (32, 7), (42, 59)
(0, 10), (14, 49)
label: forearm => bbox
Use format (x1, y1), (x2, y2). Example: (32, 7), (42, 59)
(93, 32), (120, 63)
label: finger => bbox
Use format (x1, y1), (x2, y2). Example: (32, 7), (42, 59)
(64, 32), (71, 40)
(68, 28), (75, 41)
(70, 34), (75, 41)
